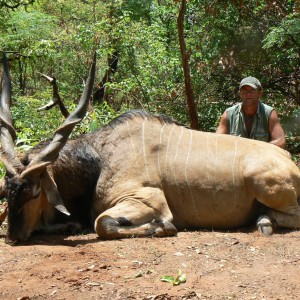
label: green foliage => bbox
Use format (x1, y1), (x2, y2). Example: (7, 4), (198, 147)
(0, 162), (5, 179)
(281, 108), (300, 155)
(11, 96), (120, 153)
(199, 101), (228, 132)
(0, 10), (58, 58)
(105, 4), (183, 113)
(263, 14), (300, 50)
(73, 101), (122, 136)
(262, 13), (300, 77)
(12, 95), (64, 145)
(0, 0), (299, 157)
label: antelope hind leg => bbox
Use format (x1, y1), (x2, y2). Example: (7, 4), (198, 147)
(268, 208), (300, 229)
(257, 204), (300, 236)
(253, 175), (300, 235)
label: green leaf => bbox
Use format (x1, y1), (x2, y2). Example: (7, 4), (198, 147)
(160, 270), (187, 286)
(89, 119), (99, 132)
(174, 272), (187, 285)
(160, 275), (175, 284)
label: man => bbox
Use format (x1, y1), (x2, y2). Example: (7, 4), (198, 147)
(216, 76), (286, 148)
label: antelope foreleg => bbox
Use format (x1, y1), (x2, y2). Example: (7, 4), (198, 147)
(94, 188), (177, 240)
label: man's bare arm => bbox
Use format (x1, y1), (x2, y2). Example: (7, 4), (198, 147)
(216, 111), (228, 134)
(269, 110), (286, 149)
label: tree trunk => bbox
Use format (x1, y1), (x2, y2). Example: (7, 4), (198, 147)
(93, 2), (119, 104)
(92, 51), (118, 104)
(177, 0), (198, 129)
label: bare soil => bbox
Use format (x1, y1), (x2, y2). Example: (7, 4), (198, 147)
(0, 204), (299, 300)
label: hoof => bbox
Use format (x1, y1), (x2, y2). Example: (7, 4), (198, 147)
(257, 215), (274, 236)
(152, 221), (177, 237)
(162, 220), (177, 236)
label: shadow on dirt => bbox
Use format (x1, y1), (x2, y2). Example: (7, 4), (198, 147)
(0, 224), (297, 247)
(0, 229), (102, 247)
(29, 233), (101, 247)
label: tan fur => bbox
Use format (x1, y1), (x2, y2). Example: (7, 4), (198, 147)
(6, 112), (300, 242)
(21, 189), (48, 240)
(93, 116), (300, 238)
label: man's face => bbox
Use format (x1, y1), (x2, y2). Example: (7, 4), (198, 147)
(239, 85), (263, 106)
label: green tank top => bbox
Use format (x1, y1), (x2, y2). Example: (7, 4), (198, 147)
(226, 101), (273, 142)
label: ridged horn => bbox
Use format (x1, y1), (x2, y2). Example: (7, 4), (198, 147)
(0, 52), (24, 175)
(21, 51), (97, 178)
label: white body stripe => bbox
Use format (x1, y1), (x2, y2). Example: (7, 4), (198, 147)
(173, 126), (184, 203)
(142, 120), (151, 182)
(127, 121), (137, 156)
(184, 130), (197, 211)
(232, 138), (239, 206)
(157, 124), (165, 180)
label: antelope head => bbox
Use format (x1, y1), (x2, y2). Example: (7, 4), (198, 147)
(0, 52), (96, 245)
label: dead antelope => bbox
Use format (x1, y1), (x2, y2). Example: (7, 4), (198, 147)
(1, 52), (300, 245)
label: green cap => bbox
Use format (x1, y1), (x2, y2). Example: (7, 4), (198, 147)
(239, 76), (262, 90)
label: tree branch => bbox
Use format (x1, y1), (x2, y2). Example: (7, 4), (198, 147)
(38, 73), (69, 118)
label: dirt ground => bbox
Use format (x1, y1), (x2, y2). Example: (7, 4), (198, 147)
(0, 206), (299, 300)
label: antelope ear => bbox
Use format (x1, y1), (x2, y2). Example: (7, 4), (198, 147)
(41, 170), (70, 216)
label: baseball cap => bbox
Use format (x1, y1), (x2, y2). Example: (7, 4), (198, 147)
(239, 76), (262, 90)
